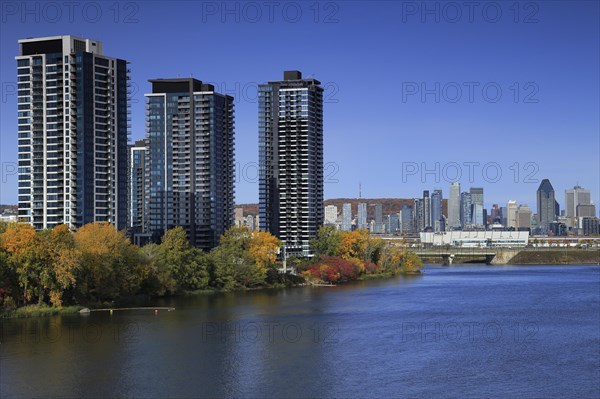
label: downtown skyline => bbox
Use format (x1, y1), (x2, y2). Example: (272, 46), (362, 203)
(1, 2), (598, 209)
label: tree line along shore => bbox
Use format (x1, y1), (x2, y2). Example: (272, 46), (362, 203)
(0, 223), (422, 317)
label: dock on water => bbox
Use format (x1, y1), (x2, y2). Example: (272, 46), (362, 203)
(79, 307), (175, 315)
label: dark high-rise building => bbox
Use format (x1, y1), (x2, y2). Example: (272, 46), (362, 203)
(413, 198), (424, 232)
(258, 71), (324, 257)
(422, 190), (431, 229)
(145, 78), (235, 249)
(537, 179), (557, 232)
(16, 36), (129, 230)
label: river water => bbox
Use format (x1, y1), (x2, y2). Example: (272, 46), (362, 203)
(1, 265), (599, 398)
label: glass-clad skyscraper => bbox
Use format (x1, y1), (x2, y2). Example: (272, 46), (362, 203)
(145, 78), (235, 249)
(258, 71), (324, 257)
(16, 36), (129, 230)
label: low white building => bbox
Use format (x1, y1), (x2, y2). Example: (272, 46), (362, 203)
(0, 214), (17, 223)
(420, 231), (529, 248)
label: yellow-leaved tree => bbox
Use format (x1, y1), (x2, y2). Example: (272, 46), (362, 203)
(249, 230), (281, 273)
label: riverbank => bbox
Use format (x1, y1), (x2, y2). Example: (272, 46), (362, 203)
(508, 249), (599, 265)
(1, 304), (84, 318)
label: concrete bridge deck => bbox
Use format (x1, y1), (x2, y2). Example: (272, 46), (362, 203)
(405, 247), (522, 265)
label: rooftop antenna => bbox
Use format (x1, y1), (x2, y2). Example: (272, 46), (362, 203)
(359, 182), (362, 199)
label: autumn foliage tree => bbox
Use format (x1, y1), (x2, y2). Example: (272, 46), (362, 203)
(73, 222), (146, 303)
(211, 226), (280, 290)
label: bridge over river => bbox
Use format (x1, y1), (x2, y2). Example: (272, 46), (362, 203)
(405, 247), (521, 265)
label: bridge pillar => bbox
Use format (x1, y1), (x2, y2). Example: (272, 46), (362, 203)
(442, 254), (454, 266)
(485, 254), (495, 265)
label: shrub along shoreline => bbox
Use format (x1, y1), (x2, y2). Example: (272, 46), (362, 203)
(0, 223), (421, 317)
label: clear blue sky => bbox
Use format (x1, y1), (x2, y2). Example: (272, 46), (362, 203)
(1, 1), (598, 212)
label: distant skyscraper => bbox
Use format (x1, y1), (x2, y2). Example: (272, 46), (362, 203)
(576, 204), (596, 218)
(471, 203), (484, 227)
(500, 206), (508, 226)
(374, 203), (383, 233)
(400, 205), (413, 233)
(145, 78), (235, 249)
(342, 203), (352, 231)
(490, 204), (501, 223)
(386, 213), (400, 234)
(565, 185), (592, 227)
(460, 192), (472, 228)
(16, 36), (129, 230)
(448, 182), (461, 229)
(469, 187), (484, 227)
(507, 200), (518, 228)
(357, 203), (367, 230)
(537, 179), (557, 231)
(129, 140), (148, 233)
(422, 191), (431, 229)
(431, 189), (443, 232)
(258, 71), (323, 256)
(324, 205), (338, 225)
(413, 199), (424, 232)
(516, 205), (532, 230)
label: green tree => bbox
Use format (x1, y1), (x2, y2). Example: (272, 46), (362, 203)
(211, 226), (265, 290)
(158, 227), (210, 292)
(310, 226), (343, 257)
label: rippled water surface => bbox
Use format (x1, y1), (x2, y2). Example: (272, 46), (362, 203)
(2, 265), (599, 398)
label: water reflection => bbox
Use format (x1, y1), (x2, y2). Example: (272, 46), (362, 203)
(1, 266), (599, 398)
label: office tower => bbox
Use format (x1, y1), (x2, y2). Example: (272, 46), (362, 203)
(387, 213), (400, 234)
(506, 200), (518, 228)
(431, 189), (443, 232)
(16, 36), (129, 230)
(413, 199), (424, 232)
(374, 203), (383, 233)
(470, 187), (484, 208)
(581, 217), (599, 235)
(576, 204), (596, 218)
(471, 203), (484, 227)
(422, 190), (431, 229)
(448, 182), (461, 229)
(516, 205), (532, 230)
(460, 192), (472, 228)
(490, 204), (501, 223)
(500, 206), (508, 226)
(565, 185), (592, 227)
(324, 205), (338, 225)
(537, 179), (557, 231)
(145, 78), (235, 249)
(400, 204), (413, 233)
(357, 202), (367, 230)
(341, 203), (352, 231)
(129, 139), (147, 233)
(469, 187), (484, 228)
(565, 185), (591, 217)
(258, 71), (323, 256)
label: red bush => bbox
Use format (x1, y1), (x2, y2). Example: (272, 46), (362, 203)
(363, 262), (381, 274)
(306, 256), (361, 283)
